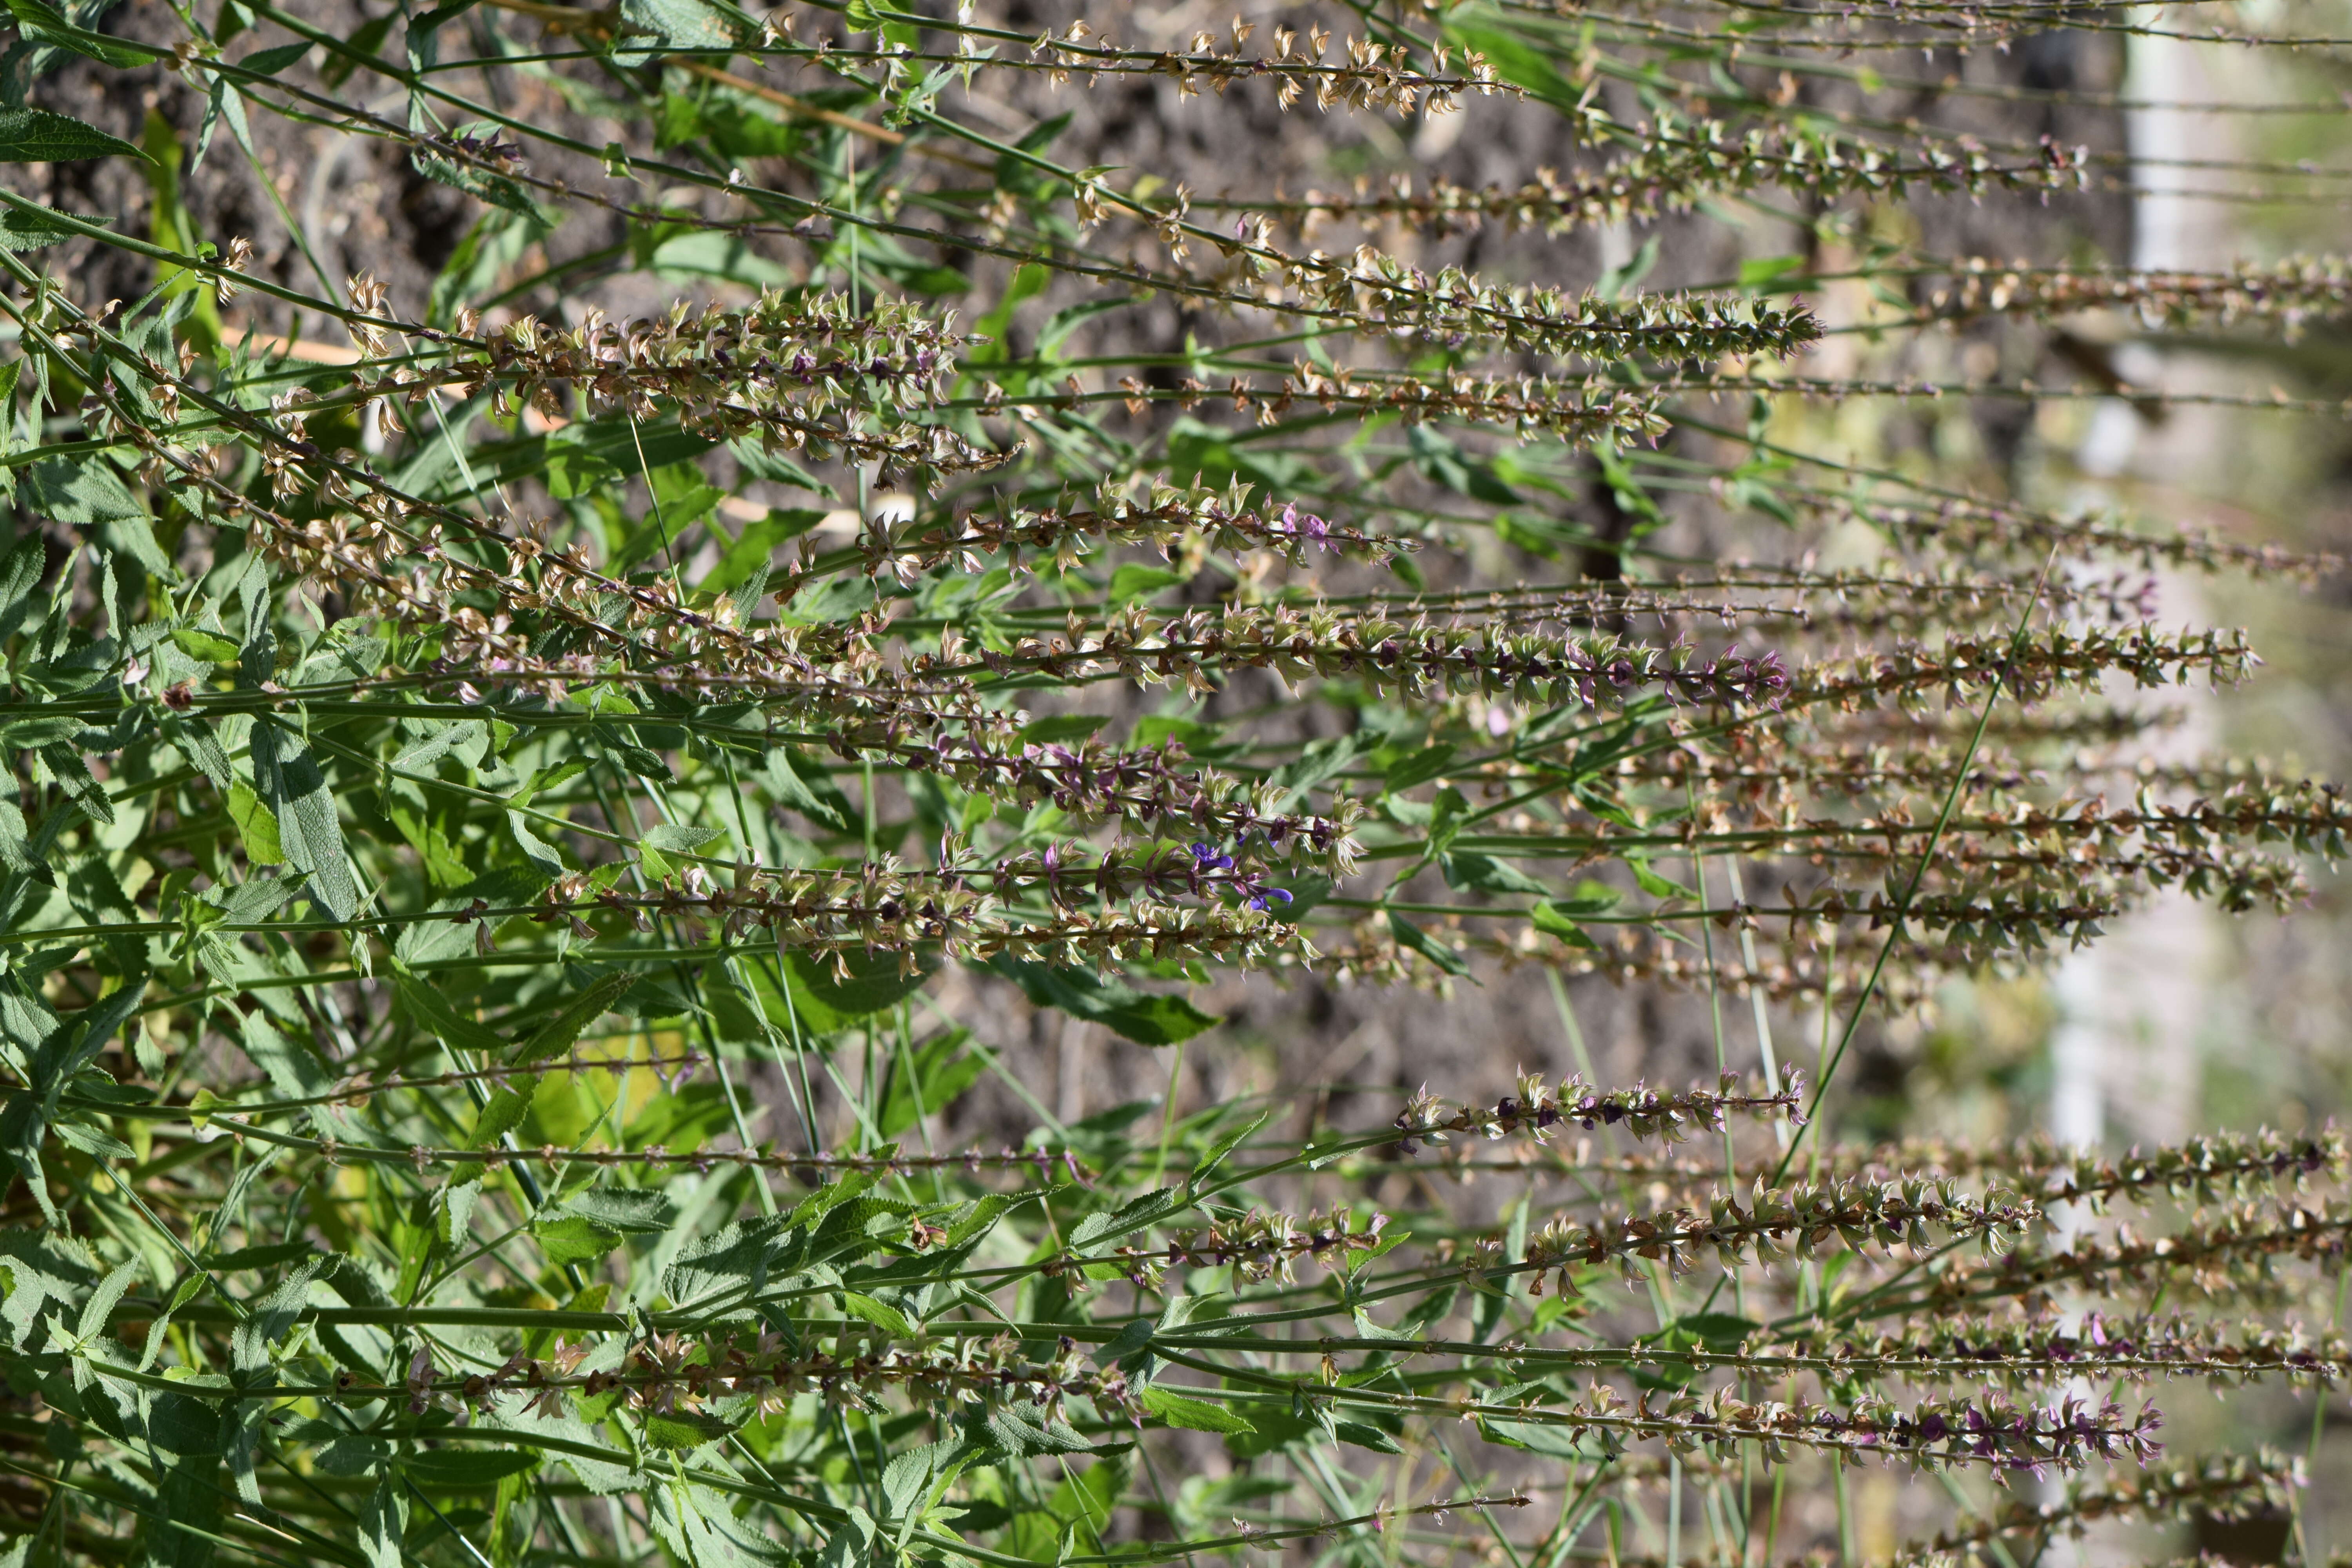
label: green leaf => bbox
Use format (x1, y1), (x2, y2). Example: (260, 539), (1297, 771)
(969, 260), (1047, 366)
(1140, 1386), (1253, 1435)
(0, 106), (143, 162)
(1494, 511), (1573, 560)
(650, 229), (794, 286)
(532, 1187), (673, 1265)
(644, 1407), (742, 1451)
(404, 1447), (541, 1488)
(435, 418), (711, 499)
(0, 716), (75, 751)
(1424, 786), (1470, 858)
(1267, 731), (1374, 812)
(1093, 1316), (1158, 1368)
(464, 1088), (532, 1151)
(0, 198), (100, 250)
(1627, 857), (1695, 900)
(1597, 234), (1662, 301)
(138, 1392), (226, 1565)
(637, 820), (725, 880)
(621, 0), (754, 50)
(1478, 1413), (1609, 1459)
(729, 438), (832, 495)
(1069, 1186), (1184, 1251)
(702, 507), (823, 595)
(201, 1240), (321, 1274)
(530, 1213), (626, 1267)
(1220, 1403), (1315, 1458)
(1594, 443), (1670, 534)
(506, 809), (568, 876)
(1557, 878), (1622, 915)
(392, 978), (500, 1056)
(236, 1012), (348, 1135)
(1018, 713), (1109, 745)
(1383, 743), (1455, 794)
(877, 1029), (984, 1137)
(170, 627), (240, 664)
(989, 959), (1217, 1046)
(1186, 1110), (1269, 1191)
(561, 1187), (675, 1232)
(1132, 715), (1230, 757)
(876, 260), (971, 297)
(410, 121), (546, 221)
(73, 1259), (137, 1343)
(4, 0), (150, 66)
(1529, 901), (1598, 949)
(1440, 852), (1551, 898)
(511, 971), (638, 1066)
(359, 1476), (406, 1568)
(442, 1085), (530, 1201)
(232, 1256), (333, 1373)
(1668, 1312), (1758, 1348)
(780, 949), (933, 1034)
(760, 748), (856, 833)
(1407, 425), (1521, 505)
(1108, 564), (1184, 606)
(1387, 911), (1470, 977)
(884, 1440), (965, 1543)
(0, 534), (45, 649)
(1166, 415), (1316, 496)
(0, 798), (36, 877)
(102, 512), (173, 578)
(223, 780), (282, 866)
(1036, 297), (1128, 361)
(642, 821), (725, 857)
(1737, 254), (1808, 292)
(817, 1507), (880, 1568)
(237, 40), (310, 75)
(839, 1290), (914, 1338)
(1438, 17), (1578, 107)
(660, 88), (802, 161)
(49, 1119), (132, 1158)
(324, 12), (395, 86)
(23, 454), (142, 524)
(389, 718), (487, 776)
(249, 720), (357, 922)
(1333, 1420), (1403, 1453)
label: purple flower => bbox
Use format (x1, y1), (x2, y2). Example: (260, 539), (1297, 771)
(1278, 501), (1334, 551)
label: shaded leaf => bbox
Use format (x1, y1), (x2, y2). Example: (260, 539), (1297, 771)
(780, 948), (933, 1034)
(511, 971), (639, 1066)
(22, 453), (140, 524)
(3, 0), (147, 66)
(224, 780), (281, 866)
(1530, 901), (1598, 949)
(405, 1447), (541, 1488)
(989, 958), (1216, 1046)
(0, 105), (140, 161)
(1140, 1385), (1254, 1434)
(1386, 911), (1470, 977)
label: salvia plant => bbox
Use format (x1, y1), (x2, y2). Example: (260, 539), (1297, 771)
(0, 0), (2347, 1564)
